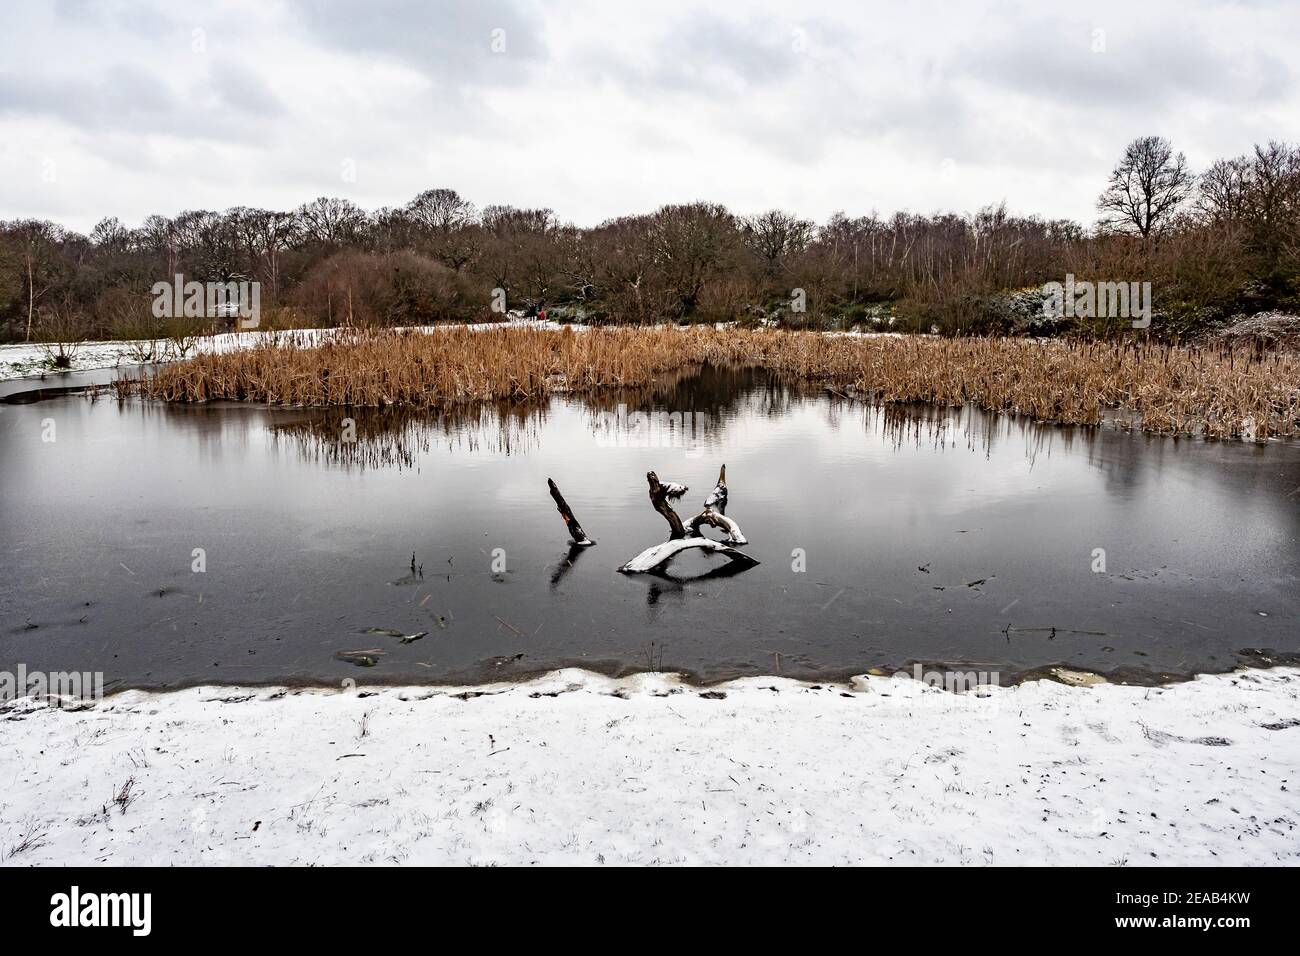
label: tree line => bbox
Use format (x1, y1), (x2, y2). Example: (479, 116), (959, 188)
(1, 136), (1296, 343)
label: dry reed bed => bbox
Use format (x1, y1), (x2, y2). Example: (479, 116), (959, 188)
(117, 326), (1300, 439)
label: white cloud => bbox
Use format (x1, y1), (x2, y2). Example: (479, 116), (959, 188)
(1, 0), (1297, 232)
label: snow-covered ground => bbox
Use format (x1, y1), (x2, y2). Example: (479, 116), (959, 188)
(1, 667), (1295, 866)
(0, 329), (307, 381)
(0, 319), (570, 382)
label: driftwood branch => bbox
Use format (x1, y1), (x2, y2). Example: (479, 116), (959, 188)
(619, 537), (759, 574)
(687, 508), (747, 545)
(646, 471), (686, 540)
(620, 466), (757, 574)
(547, 478), (595, 546)
(703, 464), (727, 514)
(684, 463), (745, 543)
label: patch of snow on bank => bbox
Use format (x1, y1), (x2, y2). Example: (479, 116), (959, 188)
(0, 318), (574, 382)
(1, 667), (1296, 865)
(0, 329), (338, 381)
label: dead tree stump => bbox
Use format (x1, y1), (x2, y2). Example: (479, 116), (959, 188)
(547, 478), (595, 546)
(620, 466), (757, 574)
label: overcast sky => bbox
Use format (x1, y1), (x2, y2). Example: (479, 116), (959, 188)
(2, 0), (1297, 234)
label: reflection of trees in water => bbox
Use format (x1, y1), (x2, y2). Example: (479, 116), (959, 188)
(141, 400), (264, 467)
(1086, 430), (1160, 496)
(264, 361), (1108, 471)
(272, 364), (1063, 470)
(582, 363), (820, 451)
(269, 402), (548, 470)
(584, 363), (780, 416)
(131, 399), (547, 470)
(1080, 427), (1300, 546)
(135, 367), (1298, 550)
(263, 365), (794, 469)
(263, 365), (762, 470)
(843, 398), (1100, 462)
(260, 363), (1257, 486)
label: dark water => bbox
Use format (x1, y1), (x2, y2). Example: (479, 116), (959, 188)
(2, 365), (1297, 690)
(0, 364), (149, 402)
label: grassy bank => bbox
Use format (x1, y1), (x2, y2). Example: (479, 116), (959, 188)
(115, 327), (1300, 439)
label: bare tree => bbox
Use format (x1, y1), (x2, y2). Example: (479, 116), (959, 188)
(741, 209), (814, 276)
(228, 207), (298, 304)
(1097, 136), (1194, 238)
(479, 206), (556, 301)
(36, 298), (89, 367)
(1197, 156), (1252, 223)
(6, 220), (64, 341)
(295, 197), (367, 247)
(1196, 141), (1300, 276)
(89, 216), (130, 252)
(137, 214), (181, 277)
(647, 202), (737, 319)
(405, 188), (477, 233)
(1241, 141), (1300, 273)
(171, 209), (237, 279)
(593, 215), (656, 324)
(404, 189), (480, 272)
(369, 206), (417, 252)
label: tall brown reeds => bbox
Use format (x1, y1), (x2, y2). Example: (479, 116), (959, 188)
(114, 327), (1300, 439)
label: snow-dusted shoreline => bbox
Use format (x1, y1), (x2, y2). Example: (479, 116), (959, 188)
(0, 329), (301, 381)
(2, 667), (1296, 866)
(0, 320), (572, 382)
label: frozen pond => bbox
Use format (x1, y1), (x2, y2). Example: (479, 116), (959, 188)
(2, 364), (1297, 690)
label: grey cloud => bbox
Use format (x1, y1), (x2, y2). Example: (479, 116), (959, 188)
(0, 63), (174, 126)
(645, 16), (799, 90)
(955, 16), (1292, 111)
(51, 0), (185, 41)
(293, 0), (546, 83)
(0, 61), (286, 145)
(578, 16), (852, 95)
(210, 68), (284, 117)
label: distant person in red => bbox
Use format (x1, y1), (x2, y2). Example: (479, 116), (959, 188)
(538, 302), (547, 322)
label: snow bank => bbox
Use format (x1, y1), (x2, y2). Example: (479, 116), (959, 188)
(1, 667), (1296, 866)
(0, 330), (330, 381)
(0, 319), (572, 382)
